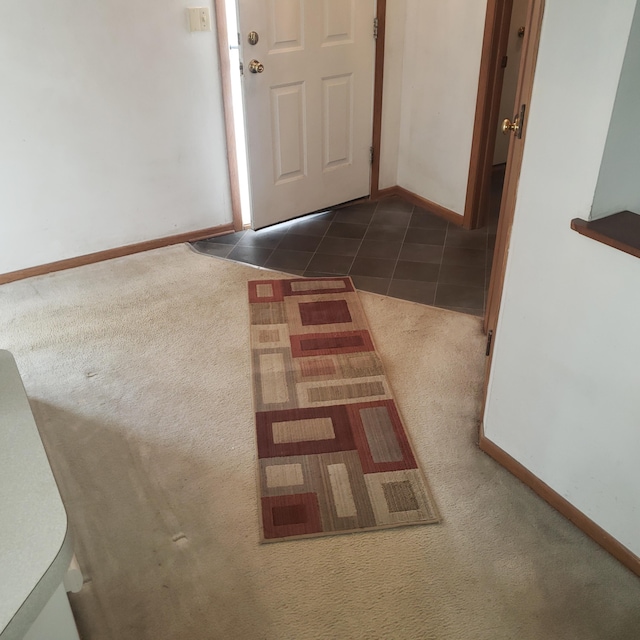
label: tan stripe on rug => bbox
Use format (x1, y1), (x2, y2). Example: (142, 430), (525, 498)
(249, 276), (440, 542)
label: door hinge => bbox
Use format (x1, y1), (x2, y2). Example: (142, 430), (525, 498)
(373, 17), (379, 40)
(501, 55), (508, 69)
(370, 146), (374, 165)
(485, 330), (494, 357)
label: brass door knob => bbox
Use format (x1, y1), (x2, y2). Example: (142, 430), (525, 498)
(248, 59), (264, 74)
(502, 116), (520, 135)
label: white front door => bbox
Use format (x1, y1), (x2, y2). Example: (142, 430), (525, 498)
(237, 0), (377, 229)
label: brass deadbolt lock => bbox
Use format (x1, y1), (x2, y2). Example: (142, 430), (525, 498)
(248, 31), (259, 45)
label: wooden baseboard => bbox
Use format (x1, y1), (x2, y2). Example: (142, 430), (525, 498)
(372, 186), (398, 200)
(0, 223), (235, 285)
(479, 428), (640, 578)
(371, 186), (465, 227)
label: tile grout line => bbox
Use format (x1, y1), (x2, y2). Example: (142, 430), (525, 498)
(432, 221), (449, 309)
(302, 208), (366, 278)
(386, 206), (415, 298)
(299, 212), (333, 275)
(225, 227), (275, 269)
(265, 218), (313, 272)
(343, 204), (373, 278)
(262, 212), (334, 274)
(346, 198), (384, 289)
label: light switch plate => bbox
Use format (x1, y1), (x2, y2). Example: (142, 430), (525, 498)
(187, 7), (211, 32)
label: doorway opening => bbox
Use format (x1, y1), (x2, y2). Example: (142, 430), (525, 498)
(485, 0), (529, 286)
(491, 2), (528, 208)
(204, 0), (542, 319)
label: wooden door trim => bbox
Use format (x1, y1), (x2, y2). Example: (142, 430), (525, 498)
(214, 0), (244, 232)
(370, 0), (387, 199)
(484, 0), (545, 337)
(464, 0), (513, 230)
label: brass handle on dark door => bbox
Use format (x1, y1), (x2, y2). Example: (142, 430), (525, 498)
(248, 60), (264, 74)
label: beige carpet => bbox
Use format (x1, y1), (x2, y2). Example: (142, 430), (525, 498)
(1, 244), (639, 640)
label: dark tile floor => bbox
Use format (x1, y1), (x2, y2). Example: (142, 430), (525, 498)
(192, 172), (502, 316)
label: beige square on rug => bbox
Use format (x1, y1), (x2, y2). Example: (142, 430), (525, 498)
(249, 276), (440, 542)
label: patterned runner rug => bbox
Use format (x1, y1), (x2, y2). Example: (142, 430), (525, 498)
(248, 277), (440, 542)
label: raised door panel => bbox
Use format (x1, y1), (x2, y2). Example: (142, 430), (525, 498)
(322, 74), (353, 170)
(270, 82), (307, 183)
(268, 0), (304, 53)
(322, 0), (355, 46)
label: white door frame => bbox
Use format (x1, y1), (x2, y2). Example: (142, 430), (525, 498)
(214, 0), (245, 231)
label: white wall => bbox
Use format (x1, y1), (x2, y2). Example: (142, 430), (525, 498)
(591, 1), (640, 219)
(0, 1), (232, 274)
(395, 0), (488, 214)
(484, 0), (640, 556)
(378, 0), (407, 190)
